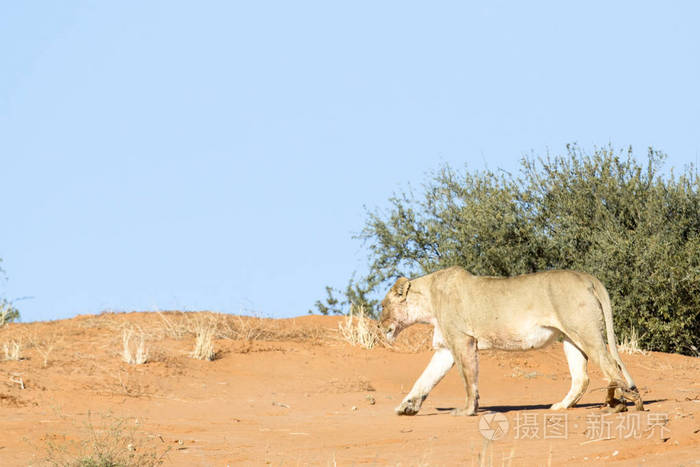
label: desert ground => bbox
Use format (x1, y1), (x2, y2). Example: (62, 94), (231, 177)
(0, 312), (698, 466)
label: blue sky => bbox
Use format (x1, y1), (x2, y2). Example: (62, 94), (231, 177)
(1, 2), (698, 322)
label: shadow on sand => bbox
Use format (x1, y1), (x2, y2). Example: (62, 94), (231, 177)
(427, 399), (665, 415)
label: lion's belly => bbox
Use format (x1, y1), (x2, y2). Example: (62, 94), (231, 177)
(475, 325), (559, 351)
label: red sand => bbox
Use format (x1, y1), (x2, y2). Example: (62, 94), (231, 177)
(1, 313), (698, 465)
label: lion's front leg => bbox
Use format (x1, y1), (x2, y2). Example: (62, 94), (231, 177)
(450, 335), (479, 416)
(396, 347), (454, 415)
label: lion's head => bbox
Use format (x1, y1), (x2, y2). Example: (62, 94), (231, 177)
(379, 277), (411, 342)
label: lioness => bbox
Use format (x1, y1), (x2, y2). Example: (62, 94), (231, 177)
(380, 266), (644, 416)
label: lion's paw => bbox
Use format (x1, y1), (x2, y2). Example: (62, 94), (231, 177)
(450, 407), (477, 417)
(395, 400), (420, 416)
(601, 403), (627, 414)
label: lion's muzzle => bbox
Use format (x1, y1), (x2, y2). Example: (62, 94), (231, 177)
(382, 323), (398, 343)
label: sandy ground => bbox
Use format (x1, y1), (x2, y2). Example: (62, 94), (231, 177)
(0, 312), (698, 466)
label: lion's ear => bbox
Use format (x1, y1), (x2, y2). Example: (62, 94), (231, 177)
(392, 277), (411, 299)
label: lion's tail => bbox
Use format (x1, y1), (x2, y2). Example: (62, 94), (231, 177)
(592, 278), (637, 390)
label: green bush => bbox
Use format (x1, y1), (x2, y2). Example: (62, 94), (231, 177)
(316, 144), (700, 355)
(0, 299), (20, 326)
(0, 259), (20, 326)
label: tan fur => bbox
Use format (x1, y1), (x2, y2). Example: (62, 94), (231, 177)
(380, 266), (644, 416)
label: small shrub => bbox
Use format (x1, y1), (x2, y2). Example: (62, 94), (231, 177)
(31, 332), (61, 368)
(43, 411), (169, 466)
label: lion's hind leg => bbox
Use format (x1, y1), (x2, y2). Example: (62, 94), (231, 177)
(551, 337), (589, 410)
(596, 352), (641, 413)
(567, 331), (641, 412)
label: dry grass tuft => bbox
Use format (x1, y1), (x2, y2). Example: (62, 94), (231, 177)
(219, 315), (326, 343)
(619, 327), (648, 355)
(3, 339), (23, 361)
(122, 328), (149, 365)
(217, 315), (269, 341)
(335, 308), (432, 353)
(190, 318), (216, 361)
(338, 306), (384, 350)
(156, 311), (190, 339)
(148, 311), (330, 348)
